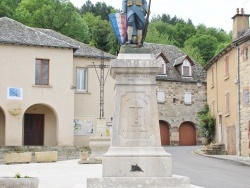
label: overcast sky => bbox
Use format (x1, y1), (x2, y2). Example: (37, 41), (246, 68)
(70, 0), (250, 33)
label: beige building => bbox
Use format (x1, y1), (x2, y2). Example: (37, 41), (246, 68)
(204, 8), (250, 156)
(0, 17), (206, 149)
(0, 17), (115, 147)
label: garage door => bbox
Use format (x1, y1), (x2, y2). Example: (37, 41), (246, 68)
(179, 122), (196, 146)
(159, 121), (170, 146)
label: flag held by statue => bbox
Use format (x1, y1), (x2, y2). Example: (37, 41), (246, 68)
(109, 13), (127, 45)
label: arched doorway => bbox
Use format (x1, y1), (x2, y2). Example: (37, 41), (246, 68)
(24, 104), (57, 146)
(0, 107), (5, 145)
(179, 122), (196, 146)
(159, 120), (170, 146)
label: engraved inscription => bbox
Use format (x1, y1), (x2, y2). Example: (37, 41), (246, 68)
(129, 101), (143, 125)
(120, 92), (152, 139)
(123, 75), (150, 82)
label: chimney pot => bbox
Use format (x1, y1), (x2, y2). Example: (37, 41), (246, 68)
(241, 8), (244, 15)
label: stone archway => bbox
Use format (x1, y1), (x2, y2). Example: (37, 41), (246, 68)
(179, 122), (196, 146)
(159, 120), (170, 146)
(24, 104), (57, 146)
(0, 107), (5, 145)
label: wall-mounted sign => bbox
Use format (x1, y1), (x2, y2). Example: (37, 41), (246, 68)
(7, 87), (23, 100)
(74, 116), (94, 135)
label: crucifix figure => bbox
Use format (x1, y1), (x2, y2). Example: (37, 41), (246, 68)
(129, 100), (143, 124)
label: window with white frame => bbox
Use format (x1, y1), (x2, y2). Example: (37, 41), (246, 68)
(182, 60), (192, 77)
(76, 67), (88, 92)
(184, 92), (192, 104)
(157, 91), (165, 103)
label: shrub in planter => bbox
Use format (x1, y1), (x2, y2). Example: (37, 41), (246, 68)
(197, 104), (216, 145)
(0, 173), (39, 188)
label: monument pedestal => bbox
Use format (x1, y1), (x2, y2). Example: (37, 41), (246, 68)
(87, 47), (191, 187)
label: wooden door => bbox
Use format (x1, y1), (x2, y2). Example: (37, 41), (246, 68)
(179, 122), (196, 146)
(226, 125), (236, 155)
(24, 114), (44, 146)
(159, 121), (170, 146)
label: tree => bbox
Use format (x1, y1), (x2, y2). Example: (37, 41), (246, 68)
(184, 34), (218, 63)
(197, 104), (216, 145)
(13, 0), (89, 42)
(80, 0), (116, 21)
(0, 0), (20, 18)
(91, 20), (112, 51)
(172, 19), (196, 48)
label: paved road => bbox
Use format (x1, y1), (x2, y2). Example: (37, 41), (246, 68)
(166, 146), (250, 188)
(1, 146), (249, 188)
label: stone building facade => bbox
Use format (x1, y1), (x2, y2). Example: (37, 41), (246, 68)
(145, 43), (207, 146)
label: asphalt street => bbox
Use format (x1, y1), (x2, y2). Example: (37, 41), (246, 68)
(0, 146), (249, 188)
(166, 146), (250, 188)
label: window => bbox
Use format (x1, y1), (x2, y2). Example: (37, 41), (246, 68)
(224, 55), (229, 78)
(157, 57), (166, 75)
(35, 59), (49, 85)
(76, 67), (88, 91)
(243, 87), (249, 106)
(184, 92), (192, 105)
(212, 99), (215, 116)
(244, 47), (248, 61)
(182, 60), (191, 77)
(157, 91), (165, 103)
(225, 91), (230, 115)
(211, 66), (214, 87)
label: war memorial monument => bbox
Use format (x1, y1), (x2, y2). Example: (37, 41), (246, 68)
(87, 1), (193, 187)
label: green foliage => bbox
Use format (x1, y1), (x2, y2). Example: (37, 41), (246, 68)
(14, 172), (30, 178)
(184, 34), (218, 63)
(80, 0), (115, 21)
(13, 0), (89, 42)
(0, 0), (20, 18)
(197, 104), (216, 145)
(15, 172), (21, 178)
(0, 1), (232, 58)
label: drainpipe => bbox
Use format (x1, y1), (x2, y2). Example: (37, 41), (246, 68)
(237, 46), (241, 156)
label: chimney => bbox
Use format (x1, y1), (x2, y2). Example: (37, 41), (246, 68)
(232, 8), (250, 40)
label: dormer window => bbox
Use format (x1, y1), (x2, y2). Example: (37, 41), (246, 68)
(182, 60), (192, 77)
(155, 52), (169, 75)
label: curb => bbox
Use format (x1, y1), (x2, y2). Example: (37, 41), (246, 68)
(193, 149), (250, 167)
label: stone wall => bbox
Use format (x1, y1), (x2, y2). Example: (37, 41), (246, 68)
(0, 146), (90, 164)
(239, 40), (250, 156)
(156, 80), (207, 145)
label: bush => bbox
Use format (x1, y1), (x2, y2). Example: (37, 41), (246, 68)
(197, 104), (216, 145)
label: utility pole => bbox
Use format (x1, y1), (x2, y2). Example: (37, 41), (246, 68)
(88, 51), (110, 119)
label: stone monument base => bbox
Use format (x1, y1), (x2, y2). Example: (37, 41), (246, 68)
(87, 175), (191, 188)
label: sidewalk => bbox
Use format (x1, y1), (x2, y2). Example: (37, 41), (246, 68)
(193, 148), (250, 167)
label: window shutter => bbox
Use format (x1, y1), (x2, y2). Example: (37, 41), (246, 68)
(184, 92), (192, 104)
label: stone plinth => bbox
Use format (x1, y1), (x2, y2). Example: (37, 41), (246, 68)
(34, 151), (58, 163)
(87, 46), (191, 187)
(3, 152), (32, 164)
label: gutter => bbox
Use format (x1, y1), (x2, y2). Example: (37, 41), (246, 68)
(237, 46), (242, 156)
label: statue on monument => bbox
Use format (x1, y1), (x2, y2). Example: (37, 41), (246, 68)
(122, 0), (150, 47)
